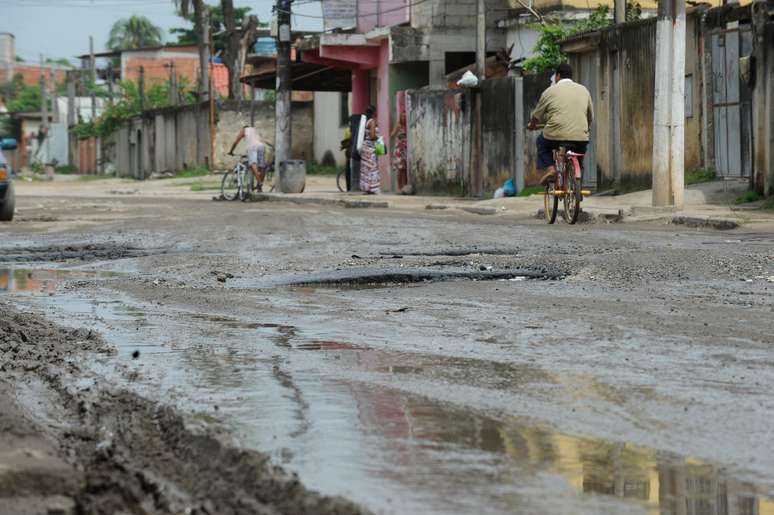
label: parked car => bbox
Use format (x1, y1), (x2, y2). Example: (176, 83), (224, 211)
(0, 138), (17, 221)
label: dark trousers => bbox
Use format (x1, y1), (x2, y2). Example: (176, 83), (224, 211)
(536, 133), (588, 170)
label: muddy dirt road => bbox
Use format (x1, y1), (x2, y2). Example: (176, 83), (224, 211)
(2, 189), (774, 515)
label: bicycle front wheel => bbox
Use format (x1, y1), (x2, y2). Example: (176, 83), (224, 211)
(221, 171), (239, 201)
(563, 177), (582, 224)
(544, 182), (559, 224)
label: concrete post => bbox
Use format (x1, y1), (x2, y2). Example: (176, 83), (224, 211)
(652, 0), (686, 208)
(751, 1), (773, 195)
(351, 69), (370, 114)
(275, 0), (292, 170)
(513, 76), (525, 194)
(615, 0), (626, 23)
(476, 0), (486, 79)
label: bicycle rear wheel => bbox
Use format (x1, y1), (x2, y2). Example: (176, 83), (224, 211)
(544, 181), (559, 224)
(337, 170), (346, 192)
(563, 176), (582, 224)
(242, 170), (254, 201)
(221, 171), (239, 201)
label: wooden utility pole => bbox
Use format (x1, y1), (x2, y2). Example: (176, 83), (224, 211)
(168, 62), (178, 105)
(275, 0), (292, 169)
(138, 65), (145, 111)
(39, 54), (48, 161)
(66, 71), (76, 127)
(652, 0), (686, 208)
(89, 35), (96, 120)
(199, 4), (211, 101)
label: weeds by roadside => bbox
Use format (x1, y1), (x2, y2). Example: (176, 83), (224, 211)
(174, 165), (210, 178)
(518, 185), (544, 197)
(78, 175), (116, 181)
(736, 190), (762, 205)
(685, 168), (717, 185)
(307, 161), (343, 176)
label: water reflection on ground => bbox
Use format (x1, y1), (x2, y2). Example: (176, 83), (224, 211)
(11, 288), (774, 515)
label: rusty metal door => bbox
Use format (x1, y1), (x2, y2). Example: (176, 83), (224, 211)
(711, 27), (753, 177)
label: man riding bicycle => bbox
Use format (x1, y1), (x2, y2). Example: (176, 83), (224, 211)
(527, 63), (594, 186)
(228, 125), (267, 192)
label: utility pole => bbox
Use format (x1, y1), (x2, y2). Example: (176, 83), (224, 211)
(138, 65), (145, 111)
(472, 0), (486, 197)
(168, 62), (178, 105)
(652, 0), (686, 208)
(39, 54), (48, 162)
(476, 0), (486, 79)
(199, 4), (211, 102)
(275, 0), (292, 172)
(615, 0), (626, 23)
(67, 71), (76, 127)
(89, 35), (96, 120)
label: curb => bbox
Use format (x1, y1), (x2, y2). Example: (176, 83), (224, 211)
(251, 193), (390, 209)
(534, 207), (623, 224)
(671, 215), (740, 230)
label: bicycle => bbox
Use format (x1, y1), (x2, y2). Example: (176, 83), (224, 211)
(221, 154), (253, 201)
(543, 146), (590, 224)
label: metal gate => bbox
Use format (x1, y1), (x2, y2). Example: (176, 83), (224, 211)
(711, 26), (753, 177)
(575, 52), (598, 189)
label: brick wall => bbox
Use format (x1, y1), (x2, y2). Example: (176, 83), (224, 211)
(0, 64), (67, 87)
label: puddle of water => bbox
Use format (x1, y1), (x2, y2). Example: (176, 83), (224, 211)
(0, 268), (117, 293)
(20, 292), (774, 515)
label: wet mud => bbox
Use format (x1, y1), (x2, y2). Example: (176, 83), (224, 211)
(0, 303), (367, 515)
(0, 244), (153, 263)
(2, 195), (774, 514)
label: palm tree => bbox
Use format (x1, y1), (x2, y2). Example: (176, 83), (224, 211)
(107, 15), (164, 51)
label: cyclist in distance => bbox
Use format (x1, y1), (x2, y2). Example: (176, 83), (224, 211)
(527, 63), (594, 185)
(228, 125), (267, 192)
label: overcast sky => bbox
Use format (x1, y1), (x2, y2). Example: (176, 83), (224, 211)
(0, 0), (322, 65)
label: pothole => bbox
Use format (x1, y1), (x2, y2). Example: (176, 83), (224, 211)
(0, 244), (158, 263)
(280, 267), (564, 289)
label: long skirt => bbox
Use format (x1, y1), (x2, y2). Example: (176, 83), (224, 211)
(359, 139), (380, 193)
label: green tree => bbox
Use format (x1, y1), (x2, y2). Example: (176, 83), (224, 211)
(107, 15), (164, 51)
(170, 2), (256, 55)
(45, 57), (73, 67)
(523, 5), (612, 73)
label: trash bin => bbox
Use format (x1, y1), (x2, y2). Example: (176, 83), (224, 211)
(279, 160), (306, 193)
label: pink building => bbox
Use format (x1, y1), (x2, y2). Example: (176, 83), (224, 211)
(297, 0), (510, 192)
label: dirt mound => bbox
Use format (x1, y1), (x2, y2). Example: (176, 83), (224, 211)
(0, 303), (368, 515)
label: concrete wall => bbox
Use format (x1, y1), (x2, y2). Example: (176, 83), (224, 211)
(214, 101), (313, 170)
(314, 92), (348, 167)
(406, 88), (472, 195)
(565, 13), (704, 192)
(114, 100), (314, 178)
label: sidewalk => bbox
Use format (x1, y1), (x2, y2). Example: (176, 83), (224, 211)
(255, 176), (774, 229)
(15, 173), (774, 229)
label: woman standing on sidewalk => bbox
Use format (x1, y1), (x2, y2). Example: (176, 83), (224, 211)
(359, 106), (381, 194)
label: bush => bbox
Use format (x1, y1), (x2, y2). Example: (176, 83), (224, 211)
(735, 190), (761, 205)
(55, 164), (78, 174)
(306, 161), (342, 176)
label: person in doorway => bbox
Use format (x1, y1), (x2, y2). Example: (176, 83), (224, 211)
(527, 62), (593, 185)
(390, 111), (407, 190)
(359, 106), (381, 194)
(228, 125), (266, 191)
